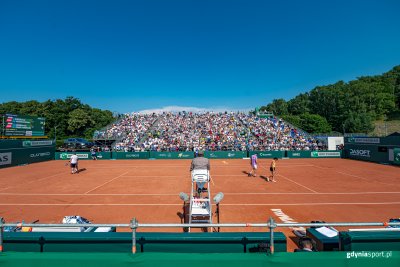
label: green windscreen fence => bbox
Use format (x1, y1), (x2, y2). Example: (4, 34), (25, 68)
(149, 151), (194, 159)
(0, 140), (55, 168)
(344, 144), (389, 164)
(1, 252), (399, 267)
(288, 151), (342, 158)
(249, 151), (284, 158)
(55, 152), (111, 160)
(344, 136), (400, 165)
(394, 148), (400, 165)
(205, 151), (247, 159)
(113, 152), (149, 159)
(340, 231), (400, 251)
(3, 232), (286, 253)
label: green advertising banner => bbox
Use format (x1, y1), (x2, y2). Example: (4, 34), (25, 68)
(0, 140), (55, 168)
(288, 151), (312, 158)
(0, 140), (54, 149)
(55, 152), (111, 160)
(2, 252), (400, 267)
(56, 152), (91, 160)
(205, 151), (247, 159)
(310, 151), (342, 158)
(96, 152), (111, 160)
(248, 151), (284, 159)
(394, 148), (400, 165)
(149, 151), (194, 159)
(344, 145), (388, 164)
(113, 152), (149, 159)
(345, 136), (400, 146)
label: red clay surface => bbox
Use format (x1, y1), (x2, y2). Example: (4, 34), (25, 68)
(1, 158), (399, 251)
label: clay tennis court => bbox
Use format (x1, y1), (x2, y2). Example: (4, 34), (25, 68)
(1, 158), (399, 251)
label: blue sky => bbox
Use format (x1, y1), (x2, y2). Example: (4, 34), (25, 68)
(0, 0), (399, 113)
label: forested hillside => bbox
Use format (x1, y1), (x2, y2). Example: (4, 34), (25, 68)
(262, 65), (400, 134)
(0, 97), (115, 139)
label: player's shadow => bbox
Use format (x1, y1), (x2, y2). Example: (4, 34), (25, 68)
(259, 175), (270, 182)
(77, 168), (87, 173)
(242, 171), (251, 176)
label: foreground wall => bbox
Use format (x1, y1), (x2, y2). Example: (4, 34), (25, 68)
(1, 252), (399, 267)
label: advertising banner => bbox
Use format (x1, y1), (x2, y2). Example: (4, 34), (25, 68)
(394, 148), (400, 165)
(0, 140), (55, 168)
(248, 151), (284, 159)
(310, 151), (342, 158)
(149, 151), (194, 159)
(205, 151), (247, 159)
(113, 152), (149, 159)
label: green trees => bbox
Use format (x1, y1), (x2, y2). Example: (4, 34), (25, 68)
(0, 97), (115, 139)
(284, 113), (331, 134)
(263, 65), (400, 134)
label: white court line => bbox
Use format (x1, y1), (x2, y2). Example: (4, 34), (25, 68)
(1, 202), (400, 206)
(84, 171), (130, 194)
(336, 171), (400, 186)
(260, 165), (318, 193)
(277, 173), (318, 193)
(0, 191), (399, 196)
(337, 171), (369, 181)
(311, 165), (331, 170)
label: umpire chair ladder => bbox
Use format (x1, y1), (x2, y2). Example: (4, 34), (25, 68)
(188, 169), (212, 232)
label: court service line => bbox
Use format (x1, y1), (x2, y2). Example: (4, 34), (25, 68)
(1, 191), (400, 196)
(1, 202), (400, 206)
(336, 171), (400, 186)
(311, 165), (331, 170)
(84, 171), (130, 194)
(336, 171), (369, 181)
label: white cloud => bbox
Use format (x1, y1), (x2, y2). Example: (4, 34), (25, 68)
(135, 106), (252, 114)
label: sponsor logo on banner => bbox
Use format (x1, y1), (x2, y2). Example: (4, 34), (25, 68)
(348, 137), (380, 144)
(23, 140), (53, 147)
(292, 153), (301, 157)
(178, 153), (190, 158)
(228, 153), (235, 157)
(311, 152), (341, 157)
(126, 154), (140, 158)
(209, 153), (217, 158)
(393, 150), (400, 163)
(259, 152), (273, 157)
(60, 153), (89, 159)
(349, 149), (371, 157)
(0, 152), (12, 166)
(30, 152), (51, 158)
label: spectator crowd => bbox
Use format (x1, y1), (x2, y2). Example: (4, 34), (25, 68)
(94, 112), (325, 152)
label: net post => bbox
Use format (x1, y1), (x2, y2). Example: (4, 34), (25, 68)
(268, 217), (276, 254)
(130, 218), (138, 254)
(0, 217), (4, 252)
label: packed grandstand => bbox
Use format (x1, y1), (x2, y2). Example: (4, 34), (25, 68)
(93, 112), (326, 152)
